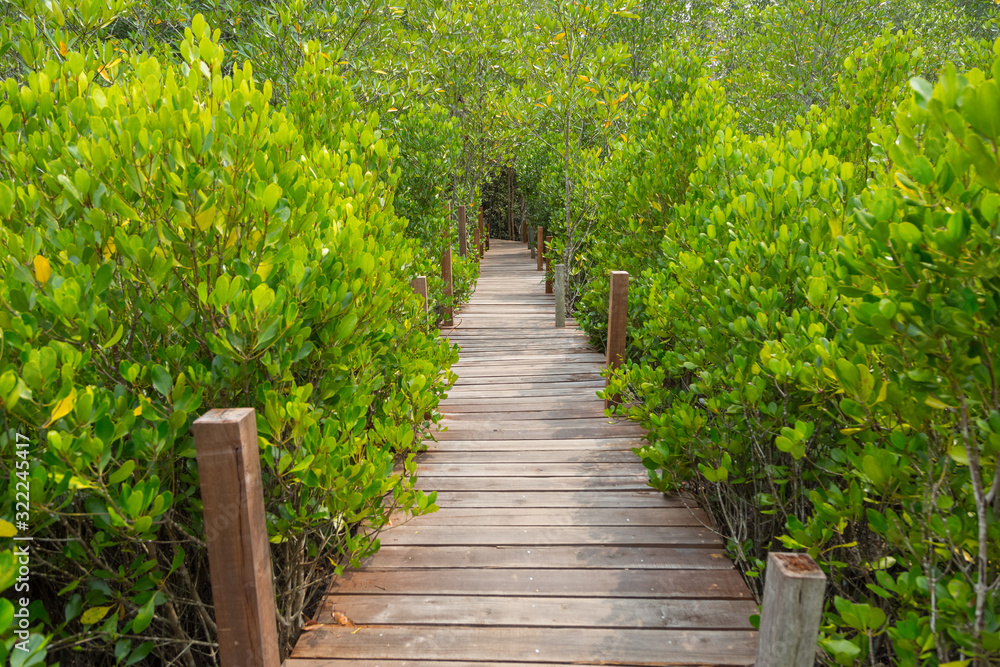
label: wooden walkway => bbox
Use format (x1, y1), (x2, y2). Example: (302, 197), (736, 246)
(288, 240), (758, 666)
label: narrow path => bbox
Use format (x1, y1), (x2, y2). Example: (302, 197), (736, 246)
(288, 240), (758, 666)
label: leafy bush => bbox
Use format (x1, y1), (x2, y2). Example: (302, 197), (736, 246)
(0, 18), (454, 666)
(583, 30), (999, 665)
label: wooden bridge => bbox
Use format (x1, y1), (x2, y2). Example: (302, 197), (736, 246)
(286, 239), (759, 666)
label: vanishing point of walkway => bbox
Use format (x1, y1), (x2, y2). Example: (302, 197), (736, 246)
(288, 239), (759, 666)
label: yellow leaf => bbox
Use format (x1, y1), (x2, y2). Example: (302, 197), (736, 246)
(33, 255), (51, 284)
(97, 58), (121, 82)
(925, 395), (953, 410)
(578, 75), (589, 82)
(46, 390), (76, 427)
(0, 519), (17, 537)
(59, 41), (68, 57)
(103, 239), (116, 260)
(872, 381), (888, 405)
(80, 606), (112, 625)
(554, 32), (565, 40)
(195, 205), (216, 232)
(133, 405), (142, 416)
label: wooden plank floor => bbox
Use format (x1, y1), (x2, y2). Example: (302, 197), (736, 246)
(288, 239), (758, 667)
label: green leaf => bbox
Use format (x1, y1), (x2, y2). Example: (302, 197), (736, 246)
(0, 598), (13, 634)
(895, 222), (923, 245)
(151, 365), (172, 397)
(263, 183), (282, 212)
(0, 181), (13, 216)
(908, 77), (933, 106)
(806, 277), (826, 305)
(131, 596), (156, 633)
(335, 313), (359, 340)
(109, 460), (135, 485)
(822, 638), (861, 660)
(126, 642), (155, 666)
(968, 80), (1000, 141)
(834, 359), (860, 390)
(966, 134), (1000, 189)
(93, 263), (114, 295)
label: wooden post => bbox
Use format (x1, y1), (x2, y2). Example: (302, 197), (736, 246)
(458, 205), (467, 257)
(410, 275), (428, 323)
(755, 553), (827, 667)
(605, 271), (629, 409)
(474, 208), (482, 262)
(554, 264), (565, 328)
(521, 194), (527, 244)
(441, 247), (454, 327)
(544, 235), (553, 294)
(536, 227), (544, 271)
(192, 409), (280, 667)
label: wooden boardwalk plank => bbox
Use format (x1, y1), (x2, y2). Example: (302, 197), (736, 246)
(388, 506), (711, 526)
(292, 626), (758, 665)
(290, 240), (756, 667)
(427, 490), (693, 508)
(378, 525), (720, 547)
(315, 596), (758, 629)
(325, 568), (750, 598)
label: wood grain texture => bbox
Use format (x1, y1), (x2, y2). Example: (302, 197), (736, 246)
(192, 409), (280, 667)
(325, 568), (750, 598)
(458, 205), (467, 256)
(387, 506), (711, 526)
(291, 240), (756, 666)
(315, 595), (758, 629)
(606, 270), (630, 408)
(292, 626), (758, 665)
(536, 226), (544, 271)
(440, 247), (453, 327)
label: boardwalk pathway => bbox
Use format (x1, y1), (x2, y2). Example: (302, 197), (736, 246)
(288, 239), (758, 666)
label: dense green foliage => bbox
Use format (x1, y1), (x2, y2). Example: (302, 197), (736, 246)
(587, 23), (1000, 667)
(0, 8), (462, 667)
(3, 0), (1000, 665)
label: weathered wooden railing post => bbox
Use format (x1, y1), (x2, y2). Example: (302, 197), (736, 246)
(458, 205), (468, 257)
(441, 246), (454, 327)
(544, 235), (553, 294)
(554, 264), (565, 328)
(192, 409), (280, 667)
(605, 271), (629, 409)
(475, 208), (483, 260)
(536, 227), (544, 271)
(410, 275), (428, 324)
(755, 553), (827, 667)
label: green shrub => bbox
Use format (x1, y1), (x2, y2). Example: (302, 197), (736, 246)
(0, 18), (454, 666)
(585, 29), (999, 665)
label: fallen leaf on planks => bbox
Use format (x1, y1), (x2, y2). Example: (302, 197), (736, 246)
(332, 612), (354, 627)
